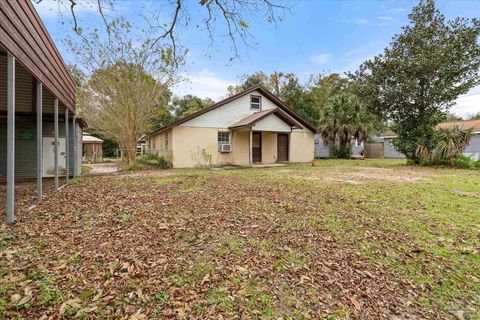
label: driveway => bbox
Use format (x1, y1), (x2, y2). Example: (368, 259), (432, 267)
(85, 163), (119, 175)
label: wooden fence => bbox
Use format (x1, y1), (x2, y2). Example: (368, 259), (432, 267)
(364, 143), (384, 159)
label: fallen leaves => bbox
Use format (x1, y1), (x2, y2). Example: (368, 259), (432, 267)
(0, 166), (472, 319)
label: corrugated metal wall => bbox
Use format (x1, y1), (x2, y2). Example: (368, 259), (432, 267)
(0, 117), (82, 179)
(466, 135), (480, 153)
(0, 52), (61, 113)
(383, 138), (405, 158)
(0, 1), (76, 111)
(69, 121), (83, 176)
(0, 53), (34, 113)
(384, 135), (480, 159)
(314, 134), (364, 158)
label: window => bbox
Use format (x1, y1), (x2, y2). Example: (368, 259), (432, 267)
(218, 132), (230, 146)
(250, 95), (261, 110)
(165, 132), (168, 150)
(354, 139), (364, 147)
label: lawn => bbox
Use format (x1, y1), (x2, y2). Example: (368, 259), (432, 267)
(0, 159), (479, 319)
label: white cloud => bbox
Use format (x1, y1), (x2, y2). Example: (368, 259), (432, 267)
(310, 54), (331, 66)
(387, 8), (407, 13)
(343, 16), (397, 26)
(353, 18), (371, 25)
(451, 86), (480, 118)
(173, 69), (235, 100)
(377, 16), (393, 21)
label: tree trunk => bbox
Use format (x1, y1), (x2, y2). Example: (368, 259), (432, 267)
(127, 140), (137, 165)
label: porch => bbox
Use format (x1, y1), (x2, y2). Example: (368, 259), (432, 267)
(228, 107), (303, 166)
(0, 1), (79, 223)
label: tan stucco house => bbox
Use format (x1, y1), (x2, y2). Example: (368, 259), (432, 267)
(147, 85), (318, 168)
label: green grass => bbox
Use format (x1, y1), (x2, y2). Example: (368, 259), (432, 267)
(3, 159), (478, 318)
(207, 159), (479, 315)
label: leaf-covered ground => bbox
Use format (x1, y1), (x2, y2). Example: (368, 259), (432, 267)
(0, 159), (479, 319)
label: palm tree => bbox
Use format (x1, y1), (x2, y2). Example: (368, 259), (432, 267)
(318, 92), (374, 158)
(416, 125), (473, 162)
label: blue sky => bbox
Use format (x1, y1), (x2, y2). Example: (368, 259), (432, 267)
(34, 0), (480, 117)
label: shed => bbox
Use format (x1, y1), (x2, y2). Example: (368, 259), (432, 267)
(82, 133), (103, 163)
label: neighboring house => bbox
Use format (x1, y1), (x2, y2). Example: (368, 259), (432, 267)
(147, 85), (318, 168)
(137, 135), (147, 156)
(381, 119), (480, 160)
(82, 133), (103, 163)
(0, 2), (80, 222)
(314, 135), (364, 158)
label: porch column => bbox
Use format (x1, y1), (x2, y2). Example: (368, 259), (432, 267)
(249, 127), (253, 166)
(65, 108), (69, 183)
(72, 114), (76, 177)
(54, 98), (59, 191)
(6, 53), (15, 223)
(36, 81), (43, 204)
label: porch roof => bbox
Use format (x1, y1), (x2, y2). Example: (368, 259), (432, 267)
(229, 107), (303, 130)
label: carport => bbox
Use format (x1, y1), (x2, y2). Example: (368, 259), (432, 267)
(0, 1), (81, 223)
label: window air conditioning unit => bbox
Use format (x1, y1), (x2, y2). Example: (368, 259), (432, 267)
(219, 144), (232, 153)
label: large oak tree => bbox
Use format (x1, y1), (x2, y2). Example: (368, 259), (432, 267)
(351, 0), (480, 162)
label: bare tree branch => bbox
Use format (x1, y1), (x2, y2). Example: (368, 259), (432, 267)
(35, 0), (290, 64)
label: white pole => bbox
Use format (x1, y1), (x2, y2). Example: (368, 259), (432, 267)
(65, 108), (69, 183)
(6, 53), (15, 223)
(54, 98), (59, 191)
(36, 81), (43, 204)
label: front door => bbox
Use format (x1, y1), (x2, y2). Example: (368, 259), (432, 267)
(277, 133), (289, 162)
(252, 132), (262, 163)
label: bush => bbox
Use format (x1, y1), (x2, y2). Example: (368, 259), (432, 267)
(329, 145), (352, 159)
(138, 154), (172, 169)
(415, 155), (479, 169)
(451, 156), (473, 169)
(128, 162), (142, 171)
(415, 125), (473, 165)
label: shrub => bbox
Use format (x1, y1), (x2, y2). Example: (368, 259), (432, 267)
(128, 162), (142, 171)
(329, 145), (352, 159)
(415, 125), (473, 166)
(138, 153), (172, 169)
(451, 155), (474, 169)
(416, 155), (479, 170)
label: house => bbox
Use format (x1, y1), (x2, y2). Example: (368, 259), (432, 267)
(314, 135), (364, 158)
(0, 1), (81, 222)
(381, 119), (480, 160)
(147, 85), (318, 168)
(82, 133), (103, 163)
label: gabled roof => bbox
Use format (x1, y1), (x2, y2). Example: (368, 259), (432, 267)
(381, 119), (480, 138)
(149, 84), (318, 136)
(229, 107), (302, 129)
(82, 134), (104, 143)
(438, 119), (480, 132)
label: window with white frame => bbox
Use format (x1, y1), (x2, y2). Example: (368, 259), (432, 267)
(250, 95), (261, 110)
(354, 139), (364, 147)
(218, 132), (230, 146)
(165, 132), (168, 150)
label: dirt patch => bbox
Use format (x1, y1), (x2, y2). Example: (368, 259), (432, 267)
(86, 163), (120, 175)
(319, 167), (433, 184)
